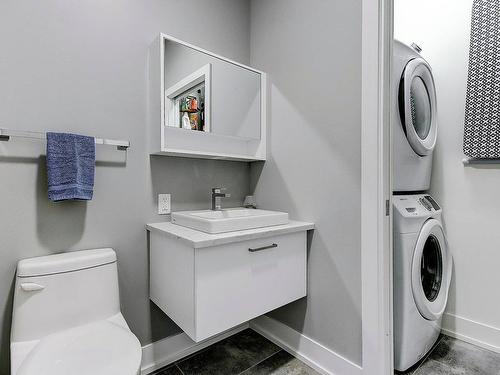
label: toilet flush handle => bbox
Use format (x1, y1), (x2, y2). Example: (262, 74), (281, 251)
(20, 283), (45, 292)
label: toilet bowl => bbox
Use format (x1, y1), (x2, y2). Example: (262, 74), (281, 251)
(10, 248), (142, 375)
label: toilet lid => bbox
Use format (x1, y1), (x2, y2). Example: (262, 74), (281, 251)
(17, 321), (141, 375)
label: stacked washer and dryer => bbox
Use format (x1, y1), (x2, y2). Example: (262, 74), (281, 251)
(392, 40), (453, 372)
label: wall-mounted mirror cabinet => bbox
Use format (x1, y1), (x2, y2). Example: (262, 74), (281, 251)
(149, 34), (266, 161)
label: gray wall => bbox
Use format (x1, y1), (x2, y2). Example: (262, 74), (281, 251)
(250, 0), (362, 365)
(0, 1), (251, 373)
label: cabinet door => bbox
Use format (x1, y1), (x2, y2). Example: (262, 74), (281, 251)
(194, 232), (307, 341)
(150, 231), (196, 339)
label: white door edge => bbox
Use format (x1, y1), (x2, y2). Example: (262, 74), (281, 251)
(361, 0), (394, 374)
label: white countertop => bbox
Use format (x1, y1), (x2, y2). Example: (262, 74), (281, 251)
(146, 220), (314, 248)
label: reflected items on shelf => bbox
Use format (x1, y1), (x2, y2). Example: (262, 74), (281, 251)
(177, 85), (206, 131)
(164, 63), (210, 133)
(182, 112), (191, 130)
(180, 95), (197, 112)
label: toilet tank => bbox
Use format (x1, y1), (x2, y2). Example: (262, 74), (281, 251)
(11, 248), (120, 343)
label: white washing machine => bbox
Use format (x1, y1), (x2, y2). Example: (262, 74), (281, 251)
(393, 40), (438, 192)
(393, 194), (452, 371)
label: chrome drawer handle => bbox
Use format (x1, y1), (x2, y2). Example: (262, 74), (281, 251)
(248, 243), (278, 252)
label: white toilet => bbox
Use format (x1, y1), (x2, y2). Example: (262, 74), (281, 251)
(10, 248), (142, 375)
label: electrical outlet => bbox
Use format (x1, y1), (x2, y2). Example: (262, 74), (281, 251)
(158, 194), (171, 215)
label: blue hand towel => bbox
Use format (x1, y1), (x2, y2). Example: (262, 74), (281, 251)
(46, 132), (95, 201)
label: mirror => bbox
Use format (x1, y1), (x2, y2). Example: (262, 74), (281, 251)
(163, 39), (261, 140)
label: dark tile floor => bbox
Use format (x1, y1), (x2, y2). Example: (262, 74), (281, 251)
(152, 329), (500, 375)
(152, 329), (320, 375)
(397, 335), (500, 375)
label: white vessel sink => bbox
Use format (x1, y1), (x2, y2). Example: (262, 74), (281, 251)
(171, 208), (289, 234)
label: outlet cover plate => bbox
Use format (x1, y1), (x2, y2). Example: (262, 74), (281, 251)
(158, 194), (171, 215)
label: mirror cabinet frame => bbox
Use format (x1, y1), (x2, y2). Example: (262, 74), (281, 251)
(149, 33), (266, 162)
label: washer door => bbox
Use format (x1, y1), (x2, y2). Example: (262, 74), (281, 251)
(411, 219), (452, 321)
(399, 58), (437, 156)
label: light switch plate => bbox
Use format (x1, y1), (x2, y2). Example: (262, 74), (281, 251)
(158, 194), (171, 215)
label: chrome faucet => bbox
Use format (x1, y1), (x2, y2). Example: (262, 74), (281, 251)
(211, 187), (230, 211)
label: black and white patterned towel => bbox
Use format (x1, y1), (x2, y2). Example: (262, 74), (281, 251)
(463, 0), (500, 158)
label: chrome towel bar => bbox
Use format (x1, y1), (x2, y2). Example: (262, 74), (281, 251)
(0, 128), (130, 150)
(462, 157), (500, 165)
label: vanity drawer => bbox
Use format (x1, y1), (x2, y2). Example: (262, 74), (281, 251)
(194, 231), (306, 341)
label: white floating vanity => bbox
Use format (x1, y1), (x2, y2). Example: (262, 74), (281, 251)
(147, 216), (313, 342)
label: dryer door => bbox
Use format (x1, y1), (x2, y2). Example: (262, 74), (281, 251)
(411, 219), (452, 321)
(399, 58), (437, 156)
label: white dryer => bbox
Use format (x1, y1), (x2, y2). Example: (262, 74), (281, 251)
(393, 40), (438, 192)
(393, 194), (452, 371)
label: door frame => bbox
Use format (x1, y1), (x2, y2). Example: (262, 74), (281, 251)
(361, 0), (394, 374)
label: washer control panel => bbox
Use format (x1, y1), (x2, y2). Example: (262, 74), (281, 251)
(393, 194), (442, 218)
(423, 195), (440, 210)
